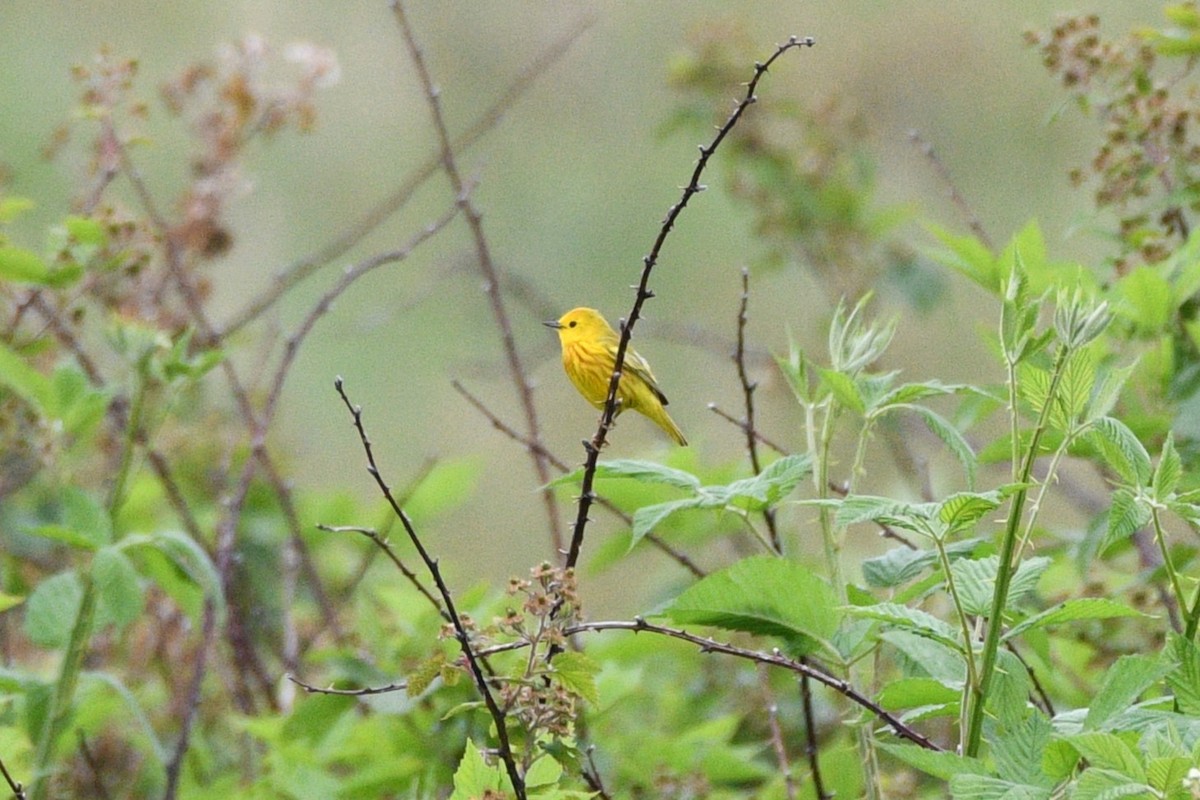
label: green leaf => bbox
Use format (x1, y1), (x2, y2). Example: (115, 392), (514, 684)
(948, 774), (1052, 799)
(937, 490), (1004, 534)
(1087, 417), (1153, 486)
(950, 556), (1050, 618)
(877, 677), (959, 710)
(406, 652), (445, 698)
(1086, 654), (1175, 730)
(1004, 598), (1148, 641)
(906, 405), (979, 490)
(24, 571), (83, 647)
(1071, 768), (1155, 800)
(94, 546), (144, 632)
(924, 223), (999, 292)
(27, 487), (112, 550)
(120, 529), (225, 622)
(524, 755), (563, 788)
(1152, 433), (1182, 500)
(819, 367), (866, 414)
(722, 454), (812, 510)
(552, 650), (600, 707)
(0, 246), (51, 283)
(0, 196), (35, 222)
(871, 379), (962, 412)
(0, 592), (23, 613)
(845, 602), (962, 652)
(1116, 265), (1173, 334)
(878, 741), (990, 780)
(862, 539), (981, 588)
(630, 497), (703, 546)
(595, 459), (702, 490)
(0, 339), (55, 415)
(1065, 732), (1146, 781)
(663, 555), (840, 656)
(1164, 633), (1200, 715)
(450, 742), (505, 799)
(1105, 489), (1152, 550)
(880, 630), (967, 683)
(63, 215), (107, 246)
(992, 712), (1052, 786)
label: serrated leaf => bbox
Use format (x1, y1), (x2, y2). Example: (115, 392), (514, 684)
(1165, 633), (1200, 715)
(1152, 433), (1182, 500)
(948, 773), (1052, 799)
(24, 571), (83, 647)
(937, 490), (1004, 533)
(924, 222), (999, 292)
(120, 529), (225, 622)
(450, 742), (504, 799)
(819, 367), (866, 414)
(880, 630), (967, 683)
(878, 741), (990, 780)
(1071, 768), (1154, 800)
(845, 602), (962, 652)
(94, 546), (143, 632)
(550, 458), (701, 491)
(871, 379), (963, 412)
(1105, 489), (1152, 549)
(630, 497), (703, 547)
(950, 556), (1050, 618)
(722, 454), (812, 511)
(907, 405), (978, 490)
(1088, 417), (1153, 485)
(862, 538), (981, 588)
(524, 755), (563, 788)
(552, 650), (600, 707)
(1086, 654), (1176, 730)
(1004, 598), (1148, 641)
(1066, 733), (1146, 782)
(663, 555), (839, 656)
(992, 712), (1052, 786)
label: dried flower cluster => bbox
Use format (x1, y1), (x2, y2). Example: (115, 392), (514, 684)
(1026, 10), (1200, 270)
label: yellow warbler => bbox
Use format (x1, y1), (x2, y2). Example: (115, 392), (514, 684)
(544, 307), (687, 446)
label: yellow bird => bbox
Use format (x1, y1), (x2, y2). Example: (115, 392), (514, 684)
(544, 307), (688, 446)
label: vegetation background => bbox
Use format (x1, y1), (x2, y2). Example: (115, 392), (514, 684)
(3, 1), (1199, 799)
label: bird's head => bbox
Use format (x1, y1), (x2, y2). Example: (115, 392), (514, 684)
(543, 307), (615, 344)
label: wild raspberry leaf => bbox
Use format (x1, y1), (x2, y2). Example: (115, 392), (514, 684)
(662, 555), (839, 658)
(1003, 598), (1148, 642)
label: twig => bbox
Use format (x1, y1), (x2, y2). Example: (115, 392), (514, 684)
(163, 596), (217, 800)
(799, 662), (832, 799)
(316, 524), (446, 618)
(392, 0), (562, 558)
(565, 37), (815, 570)
(216, 15), (593, 339)
(733, 268), (780, 551)
(287, 674), (408, 697)
(476, 618), (940, 751)
(759, 667), (797, 800)
(581, 746), (612, 800)
(908, 129), (993, 251)
(452, 380), (706, 577)
(333, 377), (526, 798)
(708, 403), (789, 454)
(0, 753), (26, 800)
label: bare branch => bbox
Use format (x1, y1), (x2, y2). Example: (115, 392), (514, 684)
(565, 37), (816, 570)
(287, 673), (408, 697)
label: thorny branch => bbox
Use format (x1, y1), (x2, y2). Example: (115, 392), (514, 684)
(334, 378), (527, 798)
(565, 36), (816, 570)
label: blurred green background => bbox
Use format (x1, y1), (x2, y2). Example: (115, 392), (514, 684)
(0, 2), (1146, 612)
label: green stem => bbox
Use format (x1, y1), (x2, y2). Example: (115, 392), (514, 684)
(965, 344), (1069, 757)
(1150, 506), (1187, 626)
(1184, 578), (1200, 643)
(814, 402), (845, 602)
(29, 571), (97, 800)
(934, 536), (979, 751)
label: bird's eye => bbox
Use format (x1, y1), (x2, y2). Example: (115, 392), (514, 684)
(568, 320), (577, 328)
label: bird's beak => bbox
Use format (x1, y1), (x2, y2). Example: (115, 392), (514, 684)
(543, 320), (562, 329)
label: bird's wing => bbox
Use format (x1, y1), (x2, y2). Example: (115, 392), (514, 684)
(606, 341), (670, 406)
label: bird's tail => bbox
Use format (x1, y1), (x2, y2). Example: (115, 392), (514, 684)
(644, 404), (688, 447)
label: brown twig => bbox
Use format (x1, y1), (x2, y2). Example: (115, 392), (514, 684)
(799, 662), (832, 799)
(392, 0), (562, 558)
(908, 129), (994, 251)
(451, 380), (706, 577)
(287, 674), (408, 697)
(476, 617), (940, 751)
(733, 268), (780, 551)
(316, 524), (447, 619)
(216, 15), (593, 340)
(334, 377), (526, 798)
(565, 36), (816, 570)
(581, 746), (612, 800)
(708, 403), (789, 454)
(75, 733), (112, 800)
(759, 667), (797, 800)
(0, 753), (26, 800)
